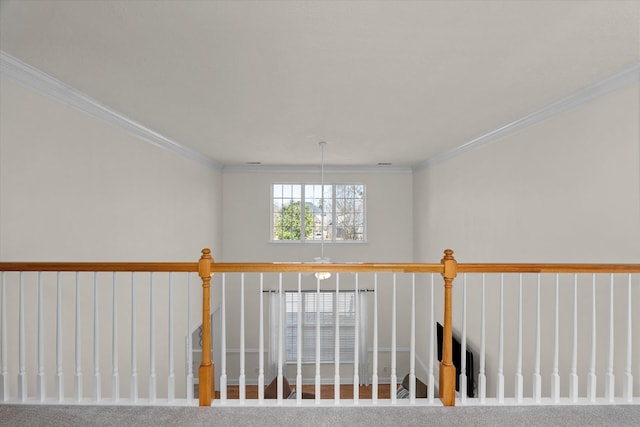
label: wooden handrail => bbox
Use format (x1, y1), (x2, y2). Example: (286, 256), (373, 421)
(457, 263), (640, 273)
(4, 261), (637, 275)
(209, 262), (444, 273)
(0, 262), (198, 272)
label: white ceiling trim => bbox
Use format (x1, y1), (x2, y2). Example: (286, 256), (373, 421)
(414, 63), (640, 172)
(223, 165), (413, 174)
(0, 50), (223, 170)
(3, 50), (638, 174)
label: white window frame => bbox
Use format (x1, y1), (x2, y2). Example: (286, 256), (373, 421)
(271, 183), (366, 243)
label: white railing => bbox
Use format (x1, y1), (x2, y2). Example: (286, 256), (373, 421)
(0, 262), (200, 405)
(206, 257), (639, 406)
(209, 270), (442, 406)
(1, 250), (639, 408)
(452, 266), (639, 405)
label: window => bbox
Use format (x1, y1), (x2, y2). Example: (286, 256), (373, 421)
(285, 291), (356, 362)
(272, 184), (365, 241)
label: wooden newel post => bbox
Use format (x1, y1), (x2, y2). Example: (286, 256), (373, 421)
(198, 248), (215, 406)
(440, 249), (457, 406)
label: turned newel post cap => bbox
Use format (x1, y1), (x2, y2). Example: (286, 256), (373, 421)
(441, 249), (457, 279)
(199, 248), (213, 278)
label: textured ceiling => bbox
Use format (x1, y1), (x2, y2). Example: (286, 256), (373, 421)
(1, 0), (639, 167)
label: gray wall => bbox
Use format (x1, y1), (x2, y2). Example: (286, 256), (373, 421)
(413, 82), (640, 398)
(218, 170), (417, 384)
(1, 77), (222, 262)
(0, 76), (223, 399)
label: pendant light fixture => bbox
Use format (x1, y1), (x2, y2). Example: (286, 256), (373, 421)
(314, 141), (331, 280)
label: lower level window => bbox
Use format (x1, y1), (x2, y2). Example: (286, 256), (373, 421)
(285, 291), (356, 362)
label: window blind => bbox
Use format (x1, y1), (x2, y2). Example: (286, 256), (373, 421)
(285, 291), (356, 362)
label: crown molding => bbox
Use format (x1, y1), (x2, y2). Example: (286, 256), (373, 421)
(414, 63), (640, 172)
(223, 164), (413, 174)
(4, 50), (637, 174)
(0, 51), (223, 171)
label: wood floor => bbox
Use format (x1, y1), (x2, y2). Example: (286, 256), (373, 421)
(217, 384), (393, 400)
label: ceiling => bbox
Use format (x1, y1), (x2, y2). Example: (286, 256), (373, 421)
(1, 0), (639, 168)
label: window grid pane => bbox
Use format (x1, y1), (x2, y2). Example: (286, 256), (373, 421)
(304, 184), (333, 241)
(272, 184), (304, 240)
(334, 184), (365, 241)
(272, 183), (363, 242)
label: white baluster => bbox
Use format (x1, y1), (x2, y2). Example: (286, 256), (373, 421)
(168, 273), (175, 402)
(587, 274), (597, 402)
(75, 272), (82, 401)
(19, 272), (27, 401)
(460, 274), (467, 403)
(391, 273), (397, 404)
(221, 273), (227, 402)
(623, 274), (633, 402)
(354, 273), (360, 403)
(130, 272), (137, 402)
(497, 273), (504, 404)
(278, 273), (286, 402)
(372, 273), (379, 403)
(149, 273), (156, 402)
(551, 274), (560, 402)
(314, 274), (321, 402)
(256, 273), (261, 403)
(0, 272), (8, 401)
(37, 272), (45, 401)
(94, 273), (101, 402)
(533, 274), (541, 403)
(410, 273), (416, 404)
(605, 273), (615, 402)
(428, 273), (435, 404)
(56, 272), (64, 402)
(239, 273), (246, 401)
(334, 273), (340, 404)
(569, 274), (579, 402)
(515, 274), (523, 403)
(186, 273), (193, 402)
(298, 273), (303, 405)
(112, 272), (119, 402)
(478, 273), (486, 404)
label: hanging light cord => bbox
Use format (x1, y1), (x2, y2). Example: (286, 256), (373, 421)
(319, 141), (326, 259)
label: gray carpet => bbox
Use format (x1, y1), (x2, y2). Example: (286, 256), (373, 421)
(1, 404), (639, 426)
